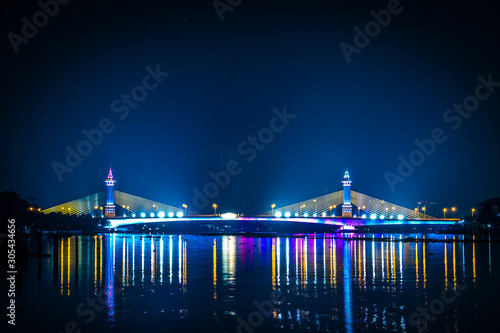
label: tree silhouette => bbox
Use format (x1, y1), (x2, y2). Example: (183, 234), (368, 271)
(477, 203), (496, 226)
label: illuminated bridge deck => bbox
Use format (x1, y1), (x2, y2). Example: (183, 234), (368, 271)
(105, 216), (457, 229)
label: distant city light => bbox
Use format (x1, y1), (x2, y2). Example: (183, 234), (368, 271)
(275, 211), (282, 218)
(304, 213), (308, 217)
(380, 215), (385, 219)
(397, 214), (404, 220)
(389, 215), (394, 219)
(295, 213), (299, 217)
(370, 214), (377, 220)
(322, 212), (326, 217)
(313, 213), (317, 217)
(140, 213), (146, 218)
(132, 214), (136, 218)
(176, 211), (184, 218)
(362, 214), (367, 219)
(158, 211), (165, 218)
(168, 212), (174, 218)
(284, 211), (291, 218)
(221, 212), (237, 219)
(150, 213), (155, 218)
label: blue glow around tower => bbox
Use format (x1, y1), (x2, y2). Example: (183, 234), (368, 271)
(105, 167), (116, 218)
(342, 169), (353, 217)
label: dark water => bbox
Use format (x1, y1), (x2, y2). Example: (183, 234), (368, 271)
(14, 233), (500, 332)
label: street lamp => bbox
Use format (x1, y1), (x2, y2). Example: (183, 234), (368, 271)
(329, 206), (333, 215)
(472, 208), (475, 217)
(414, 208), (418, 219)
(183, 204), (187, 216)
(443, 208), (447, 219)
(213, 203), (217, 216)
(271, 204), (276, 216)
(452, 207), (456, 219)
(313, 199), (317, 214)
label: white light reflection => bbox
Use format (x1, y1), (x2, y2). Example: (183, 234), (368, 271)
(323, 238), (326, 286)
(222, 236), (236, 286)
(372, 240), (375, 290)
(169, 236), (173, 285)
(399, 237), (403, 289)
(151, 238), (155, 284)
(178, 236), (182, 285)
(112, 233), (116, 273)
(132, 236), (135, 286)
(160, 236), (164, 284)
(390, 237), (394, 284)
(228, 236), (236, 285)
(286, 238), (290, 286)
(381, 241), (385, 281)
(295, 238), (299, 293)
(277, 237), (281, 286)
(122, 237), (126, 287)
(141, 236), (144, 283)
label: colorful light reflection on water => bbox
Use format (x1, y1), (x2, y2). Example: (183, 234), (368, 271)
(16, 233), (500, 333)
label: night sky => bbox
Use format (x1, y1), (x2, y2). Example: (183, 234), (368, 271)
(1, 0), (499, 215)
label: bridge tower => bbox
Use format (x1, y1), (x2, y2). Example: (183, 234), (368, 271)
(105, 167), (116, 218)
(342, 169), (352, 217)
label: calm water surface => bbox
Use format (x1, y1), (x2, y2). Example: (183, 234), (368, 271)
(16, 233), (500, 332)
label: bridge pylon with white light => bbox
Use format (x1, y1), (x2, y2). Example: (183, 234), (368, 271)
(105, 167), (116, 218)
(261, 170), (440, 221)
(342, 169), (352, 218)
(41, 167), (198, 219)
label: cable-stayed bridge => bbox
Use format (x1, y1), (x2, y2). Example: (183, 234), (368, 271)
(42, 190), (195, 218)
(41, 168), (453, 229)
(260, 190), (437, 220)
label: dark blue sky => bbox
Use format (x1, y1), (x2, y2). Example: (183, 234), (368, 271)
(1, 0), (499, 216)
